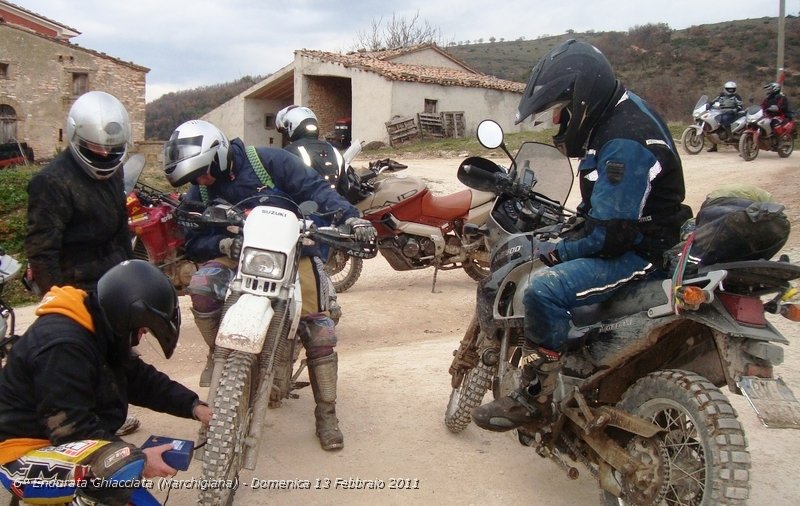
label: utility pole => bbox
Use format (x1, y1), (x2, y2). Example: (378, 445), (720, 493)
(777, 0), (785, 85)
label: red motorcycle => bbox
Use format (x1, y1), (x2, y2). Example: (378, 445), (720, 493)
(739, 106), (796, 161)
(325, 158), (494, 292)
(124, 156), (196, 295)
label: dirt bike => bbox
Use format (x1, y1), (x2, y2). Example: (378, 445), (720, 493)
(178, 195), (375, 505)
(123, 154), (197, 295)
(681, 95), (748, 154)
(446, 120), (800, 505)
(325, 155), (495, 293)
(739, 106), (796, 161)
(0, 247), (21, 368)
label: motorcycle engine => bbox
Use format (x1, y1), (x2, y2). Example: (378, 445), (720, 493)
(378, 235), (437, 270)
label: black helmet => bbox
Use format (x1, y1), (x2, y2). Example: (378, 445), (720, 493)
(515, 39), (619, 158)
(97, 260), (180, 358)
(764, 82), (781, 96)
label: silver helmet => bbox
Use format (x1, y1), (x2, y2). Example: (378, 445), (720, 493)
(163, 120), (230, 187)
(276, 105), (319, 141)
(66, 91), (131, 180)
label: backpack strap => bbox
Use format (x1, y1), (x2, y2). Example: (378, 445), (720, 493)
(197, 145), (274, 204)
(245, 145), (274, 190)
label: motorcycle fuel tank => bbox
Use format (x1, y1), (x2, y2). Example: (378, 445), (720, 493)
(356, 173), (426, 215)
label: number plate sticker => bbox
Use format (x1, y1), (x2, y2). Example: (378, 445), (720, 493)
(738, 376), (800, 429)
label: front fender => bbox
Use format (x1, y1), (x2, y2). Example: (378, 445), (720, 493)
(217, 293), (274, 353)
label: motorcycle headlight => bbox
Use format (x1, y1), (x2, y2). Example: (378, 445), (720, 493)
(241, 247), (286, 279)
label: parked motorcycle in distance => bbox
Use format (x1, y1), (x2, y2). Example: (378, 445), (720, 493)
(123, 155), (197, 295)
(0, 248), (21, 368)
(446, 119), (800, 505)
(178, 195), (375, 505)
(739, 105), (796, 161)
(681, 95), (747, 154)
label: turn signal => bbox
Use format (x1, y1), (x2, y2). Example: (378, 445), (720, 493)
(676, 285), (708, 310)
(780, 304), (800, 322)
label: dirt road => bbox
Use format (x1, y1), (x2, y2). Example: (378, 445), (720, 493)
(8, 146), (800, 505)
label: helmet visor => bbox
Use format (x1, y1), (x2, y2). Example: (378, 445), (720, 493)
(725, 87), (736, 94)
(76, 138), (126, 170)
(164, 135), (204, 168)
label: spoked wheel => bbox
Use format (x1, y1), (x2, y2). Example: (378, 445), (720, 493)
(199, 351), (257, 506)
(738, 132), (759, 161)
(777, 134), (794, 158)
(323, 249), (363, 292)
(681, 128), (705, 155)
(600, 369), (750, 506)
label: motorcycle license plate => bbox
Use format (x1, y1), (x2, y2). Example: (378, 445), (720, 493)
(737, 376), (800, 429)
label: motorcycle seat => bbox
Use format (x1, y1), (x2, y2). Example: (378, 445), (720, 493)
(421, 189), (473, 221)
(570, 275), (668, 328)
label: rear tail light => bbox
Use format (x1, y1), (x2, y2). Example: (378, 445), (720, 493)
(717, 292), (766, 327)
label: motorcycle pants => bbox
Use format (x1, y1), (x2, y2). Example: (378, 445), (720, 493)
(0, 440), (146, 504)
(523, 251), (652, 351)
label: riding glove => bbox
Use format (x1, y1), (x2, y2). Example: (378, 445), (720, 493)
(219, 237), (243, 259)
(343, 217), (377, 243)
(534, 240), (561, 267)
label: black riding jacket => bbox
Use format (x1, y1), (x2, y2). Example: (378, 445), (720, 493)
(0, 287), (198, 450)
(24, 150), (132, 293)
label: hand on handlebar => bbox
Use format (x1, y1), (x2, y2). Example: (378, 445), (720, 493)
(219, 237), (243, 259)
(534, 240), (561, 267)
(341, 217), (377, 243)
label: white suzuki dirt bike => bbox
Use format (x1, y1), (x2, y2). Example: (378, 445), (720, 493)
(179, 195), (375, 506)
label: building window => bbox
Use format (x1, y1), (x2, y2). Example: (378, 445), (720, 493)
(72, 73), (88, 96)
(265, 114), (275, 129)
(424, 99), (438, 114)
(0, 63), (8, 79)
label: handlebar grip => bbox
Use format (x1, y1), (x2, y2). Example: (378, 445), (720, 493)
(463, 164), (510, 186)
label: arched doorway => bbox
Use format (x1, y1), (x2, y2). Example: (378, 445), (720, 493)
(0, 104), (17, 143)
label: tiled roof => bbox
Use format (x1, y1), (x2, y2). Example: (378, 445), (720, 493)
(296, 45), (524, 93)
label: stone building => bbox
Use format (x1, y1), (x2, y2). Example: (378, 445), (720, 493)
(204, 44), (533, 148)
(0, 1), (147, 161)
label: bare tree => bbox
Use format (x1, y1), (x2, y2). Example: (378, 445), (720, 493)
(352, 11), (447, 51)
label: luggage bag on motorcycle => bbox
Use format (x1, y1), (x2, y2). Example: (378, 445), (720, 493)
(667, 185), (790, 272)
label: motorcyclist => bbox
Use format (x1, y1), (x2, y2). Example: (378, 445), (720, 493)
(0, 260), (212, 505)
(163, 119), (376, 451)
(471, 39), (692, 432)
(276, 105), (350, 196)
(23, 90), (140, 437)
(761, 82), (793, 130)
(707, 81), (743, 152)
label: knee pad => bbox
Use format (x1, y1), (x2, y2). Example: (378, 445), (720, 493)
(79, 441), (145, 505)
(188, 261), (234, 313)
(299, 313), (337, 359)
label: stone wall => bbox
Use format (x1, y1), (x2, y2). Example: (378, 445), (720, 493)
(0, 23), (147, 161)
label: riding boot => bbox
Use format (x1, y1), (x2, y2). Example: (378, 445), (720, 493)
(472, 348), (562, 432)
(192, 308), (221, 387)
(707, 144), (718, 152)
(308, 353), (344, 450)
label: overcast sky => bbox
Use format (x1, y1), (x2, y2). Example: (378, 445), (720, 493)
(19, 0), (797, 102)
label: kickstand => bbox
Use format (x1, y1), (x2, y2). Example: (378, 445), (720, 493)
(431, 266), (439, 293)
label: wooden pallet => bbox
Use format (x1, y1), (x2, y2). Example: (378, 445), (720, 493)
(385, 116), (419, 146)
(441, 111), (466, 139)
(417, 112), (444, 138)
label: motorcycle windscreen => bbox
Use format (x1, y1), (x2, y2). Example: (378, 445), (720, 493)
(512, 142), (573, 207)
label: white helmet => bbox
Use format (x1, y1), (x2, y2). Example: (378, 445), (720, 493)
(163, 120), (230, 187)
(66, 91), (130, 180)
(276, 105), (319, 141)
(724, 81), (737, 95)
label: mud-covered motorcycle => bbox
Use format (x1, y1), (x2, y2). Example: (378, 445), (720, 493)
(446, 120), (800, 505)
(178, 195), (375, 505)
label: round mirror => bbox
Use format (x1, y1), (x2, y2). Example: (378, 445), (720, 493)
(476, 120), (504, 149)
